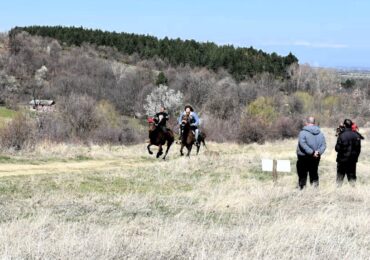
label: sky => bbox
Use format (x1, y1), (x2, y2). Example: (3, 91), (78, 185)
(1, 0), (370, 68)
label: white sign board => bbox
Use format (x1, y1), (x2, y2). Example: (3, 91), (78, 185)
(261, 159), (291, 173)
(262, 159), (273, 172)
(276, 160), (291, 172)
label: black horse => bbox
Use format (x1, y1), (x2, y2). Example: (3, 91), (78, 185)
(147, 118), (174, 160)
(180, 114), (206, 156)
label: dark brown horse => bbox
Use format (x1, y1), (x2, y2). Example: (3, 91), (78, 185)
(147, 118), (174, 160)
(180, 114), (206, 156)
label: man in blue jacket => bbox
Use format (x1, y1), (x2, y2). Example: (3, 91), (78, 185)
(296, 116), (326, 189)
(178, 105), (200, 144)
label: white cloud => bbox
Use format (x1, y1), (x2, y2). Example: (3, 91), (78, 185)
(292, 40), (348, 49)
(261, 40), (348, 49)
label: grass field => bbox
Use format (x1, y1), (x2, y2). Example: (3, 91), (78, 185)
(0, 106), (17, 128)
(0, 128), (369, 259)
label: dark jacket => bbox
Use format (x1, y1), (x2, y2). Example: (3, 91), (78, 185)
(297, 125), (326, 157)
(335, 128), (361, 163)
(154, 112), (169, 126)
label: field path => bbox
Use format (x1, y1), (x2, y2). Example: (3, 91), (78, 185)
(0, 158), (148, 177)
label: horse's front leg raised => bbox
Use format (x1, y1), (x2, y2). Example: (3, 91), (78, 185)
(156, 144), (163, 158)
(147, 144), (153, 155)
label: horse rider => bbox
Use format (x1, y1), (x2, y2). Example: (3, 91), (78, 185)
(178, 105), (200, 144)
(154, 106), (169, 134)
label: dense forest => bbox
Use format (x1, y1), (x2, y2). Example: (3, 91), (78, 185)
(0, 27), (369, 150)
(10, 26), (298, 81)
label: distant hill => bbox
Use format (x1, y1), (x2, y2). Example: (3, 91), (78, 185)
(337, 69), (370, 79)
(10, 26), (298, 81)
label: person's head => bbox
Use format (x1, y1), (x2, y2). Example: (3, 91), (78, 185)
(343, 119), (353, 128)
(184, 105), (193, 113)
(160, 106), (165, 113)
(305, 116), (316, 126)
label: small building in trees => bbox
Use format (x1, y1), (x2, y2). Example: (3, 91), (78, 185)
(29, 99), (55, 112)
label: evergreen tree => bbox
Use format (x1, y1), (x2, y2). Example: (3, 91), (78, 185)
(155, 72), (168, 86)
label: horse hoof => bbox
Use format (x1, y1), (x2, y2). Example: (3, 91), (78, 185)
(149, 151), (153, 155)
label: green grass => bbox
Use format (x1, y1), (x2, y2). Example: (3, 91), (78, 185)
(0, 107), (17, 118)
(0, 107), (17, 128)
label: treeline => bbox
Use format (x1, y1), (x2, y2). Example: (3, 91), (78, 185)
(10, 26), (298, 81)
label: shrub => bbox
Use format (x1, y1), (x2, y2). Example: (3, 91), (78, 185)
(273, 116), (302, 139)
(36, 113), (71, 142)
(201, 113), (238, 142)
(293, 91), (314, 113)
(247, 97), (277, 122)
(0, 113), (36, 151)
(58, 94), (100, 140)
(238, 117), (267, 144)
(205, 77), (241, 119)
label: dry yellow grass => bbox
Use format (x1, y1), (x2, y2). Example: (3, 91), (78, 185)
(0, 128), (369, 259)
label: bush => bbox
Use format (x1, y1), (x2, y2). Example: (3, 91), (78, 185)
(58, 94), (100, 140)
(238, 117), (267, 144)
(293, 91), (314, 113)
(36, 113), (71, 142)
(0, 113), (36, 151)
(273, 116), (302, 139)
(247, 97), (277, 122)
(201, 113), (238, 142)
(205, 77), (241, 119)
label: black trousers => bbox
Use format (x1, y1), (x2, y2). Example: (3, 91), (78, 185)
(296, 156), (320, 189)
(337, 162), (357, 185)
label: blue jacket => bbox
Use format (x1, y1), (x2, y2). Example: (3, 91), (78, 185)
(178, 111), (200, 126)
(297, 125), (326, 156)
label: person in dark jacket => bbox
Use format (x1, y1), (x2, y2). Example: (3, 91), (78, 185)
(296, 116), (326, 189)
(153, 106), (169, 134)
(335, 119), (362, 186)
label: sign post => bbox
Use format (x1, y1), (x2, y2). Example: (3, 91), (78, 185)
(261, 159), (291, 183)
(272, 159), (277, 183)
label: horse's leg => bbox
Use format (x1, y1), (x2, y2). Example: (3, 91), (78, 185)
(147, 144), (153, 155)
(163, 140), (173, 160)
(186, 144), (192, 157)
(196, 143), (200, 155)
(156, 144), (163, 158)
(180, 143), (184, 156)
(202, 138), (206, 148)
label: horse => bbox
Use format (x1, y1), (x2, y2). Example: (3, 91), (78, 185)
(179, 114), (206, 156)
(147, 117), (174, 160)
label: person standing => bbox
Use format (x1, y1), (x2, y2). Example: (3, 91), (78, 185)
(335, 119), (362, 186)
(296, 116), (326, 189)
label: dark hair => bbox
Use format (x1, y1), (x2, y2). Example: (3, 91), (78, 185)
(184, 105), (194, 111)
(343, 119), (353, 128)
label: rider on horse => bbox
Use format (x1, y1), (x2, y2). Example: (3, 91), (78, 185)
(178, 105), (200, 144)
(154, 106), (169, 134)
